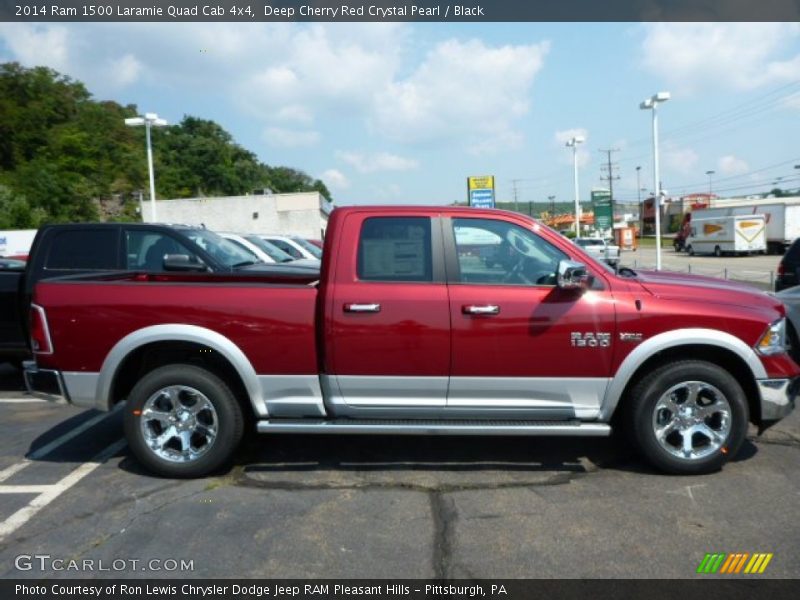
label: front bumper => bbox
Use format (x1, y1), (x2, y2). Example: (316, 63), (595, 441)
(757, 377), (797, 422)
(23, 360), (68, 403)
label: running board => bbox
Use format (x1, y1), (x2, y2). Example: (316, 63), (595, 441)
(256, 419), (611, 437)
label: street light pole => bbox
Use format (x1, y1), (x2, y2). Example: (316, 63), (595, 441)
(125, 112), (168, 222)
(566, 135), (585, 236)
(640, 92), (670, 270)
(706, 170), (715, 196)
(636, 165), (642, 236)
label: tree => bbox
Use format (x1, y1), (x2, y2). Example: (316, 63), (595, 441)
(0, 62), (335, 226)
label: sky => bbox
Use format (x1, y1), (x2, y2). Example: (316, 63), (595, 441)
(1, 21), (800, 207)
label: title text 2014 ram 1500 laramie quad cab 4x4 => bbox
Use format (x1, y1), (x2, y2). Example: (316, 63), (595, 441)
(24, 207), (798, 477)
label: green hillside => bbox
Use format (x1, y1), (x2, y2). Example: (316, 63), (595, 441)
(0, 62), (331, 228)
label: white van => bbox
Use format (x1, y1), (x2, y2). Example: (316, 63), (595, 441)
(686, 214), (767, 257)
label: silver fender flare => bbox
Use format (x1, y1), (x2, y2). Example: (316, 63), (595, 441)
(95, 324), (265, 416)
(599, 328), (766, 420)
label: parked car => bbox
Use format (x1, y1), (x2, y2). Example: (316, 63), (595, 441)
(775, 238), (800, 292)
(0, 258), (25, 270)
(573, 237), (620, 266)
(24, 206), (797, 478)
(218, 233), (320, 268)
(306, 239), (324, 250)
(1, 223), (319, 367)
(259, 235), (323, 261)
(776, 286), (800, 366)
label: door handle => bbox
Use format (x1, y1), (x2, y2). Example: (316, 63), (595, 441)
(344, 303), (381, 313)
(462, 304), (500, 315)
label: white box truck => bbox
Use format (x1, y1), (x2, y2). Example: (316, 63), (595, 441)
(686, 214), (767, 257)
(0, 230), (37, 258)
(682, 202), (800, 254)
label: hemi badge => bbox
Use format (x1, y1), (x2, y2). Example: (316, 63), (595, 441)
(619, 332), (643, 342)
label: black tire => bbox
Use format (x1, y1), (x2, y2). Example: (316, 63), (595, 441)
(124, 364), (244, 478)
(625, 360), (748, 475)
(687, 245), (694, 256)
(714, 245), (722, 257)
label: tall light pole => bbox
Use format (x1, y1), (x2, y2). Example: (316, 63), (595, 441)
(706, 170), (715, 196)
(636, 165), (642, 235)
(565, 135), (585, 236)
(640, 92), (670, 270)
(125, 112), (168, 222)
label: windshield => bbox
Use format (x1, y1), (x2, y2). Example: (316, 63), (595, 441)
(577, 239), (604, 246)
(291, 237), (323, 258)
(184, 229), (261, 268)
(245, 235), (294, 262)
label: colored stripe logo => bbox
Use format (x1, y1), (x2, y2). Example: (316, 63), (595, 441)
(696, 552), (773, 574)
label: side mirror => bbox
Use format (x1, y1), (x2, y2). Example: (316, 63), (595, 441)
(162, 254), (207, 272)
(557, 259), (589, 291)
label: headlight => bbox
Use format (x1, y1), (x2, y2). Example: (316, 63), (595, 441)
(756, 318), (787, 356)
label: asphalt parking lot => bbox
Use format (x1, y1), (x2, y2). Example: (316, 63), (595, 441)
(0, 362), (798, 579)
(620, 245), (779, 289)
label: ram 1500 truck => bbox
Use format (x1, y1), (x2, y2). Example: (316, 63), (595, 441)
(24, 206), (798, 477)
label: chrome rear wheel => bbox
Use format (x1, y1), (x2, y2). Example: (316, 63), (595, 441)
(141, 385), (219, 463)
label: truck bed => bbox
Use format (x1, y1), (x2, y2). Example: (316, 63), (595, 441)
(33, 270), (320, 375)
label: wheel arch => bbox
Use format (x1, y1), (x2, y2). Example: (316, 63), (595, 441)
(97, 325), (265, 418)
(602, 328), (765, 423)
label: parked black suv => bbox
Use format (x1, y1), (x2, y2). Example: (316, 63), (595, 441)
(776, 238), (800, 292)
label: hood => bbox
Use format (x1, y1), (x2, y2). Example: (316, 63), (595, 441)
(632, 269), (780, 312)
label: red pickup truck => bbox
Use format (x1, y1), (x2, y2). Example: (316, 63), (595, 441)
(24, 206), (798, 477)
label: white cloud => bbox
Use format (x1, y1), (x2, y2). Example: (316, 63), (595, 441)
(717, 155), (749, 176)
(554, 128), (590, 168)
(264, 127), (320, 148)
(0, 23), (71, 72)
(782, 91), (800, 111)
(321, 169), (350, 191)
(337, 151), (418, 173)
(640, 23), (800, 94)
(371, 38), (549, 151)
(662, 143), (699, 175)
(0, 24), (550, 155)
(107, 53), (142, 87)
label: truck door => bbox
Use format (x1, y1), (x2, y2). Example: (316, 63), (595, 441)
(326, 213), (450, 413)
(444, 216), (616, 420)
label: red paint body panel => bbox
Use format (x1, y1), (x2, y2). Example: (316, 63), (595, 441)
(35, 275), (318, 374)
(32, 206), (800, 386)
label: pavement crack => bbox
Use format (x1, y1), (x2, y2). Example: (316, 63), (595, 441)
(234, 469), (581, 493)
(429, 491), (457, 579)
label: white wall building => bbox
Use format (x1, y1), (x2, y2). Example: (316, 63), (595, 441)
(141, 192), (331, 239)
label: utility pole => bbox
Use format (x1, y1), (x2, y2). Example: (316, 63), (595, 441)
(599, 148), (621, 201)
(512, 179), (520, 213)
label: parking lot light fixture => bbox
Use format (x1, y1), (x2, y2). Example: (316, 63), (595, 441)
(566, 135), (585, 236)
(640, 92), (670, 270)
(125, 112), (168, 222)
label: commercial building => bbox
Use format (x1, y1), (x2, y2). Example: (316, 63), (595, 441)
(141, 191), (332, 239)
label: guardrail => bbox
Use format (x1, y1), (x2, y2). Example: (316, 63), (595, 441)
(622, 259), (775, 290)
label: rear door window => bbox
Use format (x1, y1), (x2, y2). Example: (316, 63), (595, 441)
(44, 229), (120, 271)
(357, 217), (433, 282)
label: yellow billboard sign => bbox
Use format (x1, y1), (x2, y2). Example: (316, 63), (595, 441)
(467, 176), (495, 208)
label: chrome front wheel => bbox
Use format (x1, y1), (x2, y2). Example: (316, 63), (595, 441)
(627, 360), (748, 474)
(651, 381), (732, 461)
